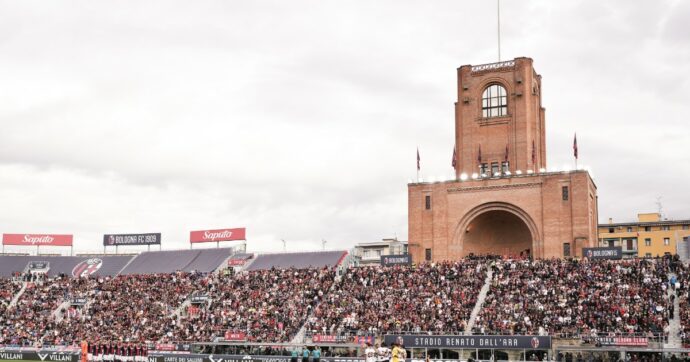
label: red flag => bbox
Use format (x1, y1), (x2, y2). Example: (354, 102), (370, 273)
(452, 146), (457, 168)
(532, 140), (536, 165)
(573, 133), (578, 159)
(416, 148), (420, 171)
(504, 144), (509, 163)
(477, 145), (482, 164)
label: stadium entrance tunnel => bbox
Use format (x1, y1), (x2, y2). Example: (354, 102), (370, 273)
(462, 209), (534, 257)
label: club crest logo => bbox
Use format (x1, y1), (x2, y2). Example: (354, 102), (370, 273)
(72, 258), (103, 277)
(530, 337), (540, 349)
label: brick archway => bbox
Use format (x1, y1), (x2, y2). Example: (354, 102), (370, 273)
(453, 202), (542, 258)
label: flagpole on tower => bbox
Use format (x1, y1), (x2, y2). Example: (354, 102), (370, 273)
(497, 0), (501, 61)
(573, 133), (579, 170)
(416, 147), (420, 183)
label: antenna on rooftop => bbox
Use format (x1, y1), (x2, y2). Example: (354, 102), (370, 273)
(656, 196), (664, 219)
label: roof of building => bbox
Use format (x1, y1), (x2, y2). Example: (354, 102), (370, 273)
(598, 219), (690, 228)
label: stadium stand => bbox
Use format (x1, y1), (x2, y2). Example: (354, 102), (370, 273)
(676, 263), (690, 346)
(245, 251), (347, 271)
(0, 274), (93, 345)
(51, 272), (207, 344)
(0, 277), (22, 305)
(472, 258), (671, 337)
(0, 251), (681, 348)
(0, 255), (134, 278)
(119, 248), (233, 275)
(305, 260), (487, 336)
(170, 267), (337, 343)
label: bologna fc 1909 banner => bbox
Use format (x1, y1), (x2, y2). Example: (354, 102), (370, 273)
(103, 233), (161, 246)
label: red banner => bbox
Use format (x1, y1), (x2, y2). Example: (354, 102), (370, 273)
(228, 259), (246, 266)
(190, 228), (246, 243)
(224, 332), (246, 341)
(312, 335), (348, 343)
(2, 234), (73, 247)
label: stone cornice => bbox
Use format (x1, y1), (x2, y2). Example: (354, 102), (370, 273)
(447, 182), (543, 193)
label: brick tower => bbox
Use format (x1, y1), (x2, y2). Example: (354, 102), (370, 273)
(455, 58), (545, 177)
(408, 57), (598, 261)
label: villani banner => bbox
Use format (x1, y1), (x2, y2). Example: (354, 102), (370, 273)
(0, 350), (79, 362)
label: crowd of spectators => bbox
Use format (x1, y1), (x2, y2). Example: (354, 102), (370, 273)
(473, 258), (671, 337)
(0, 277), (24, 344)
(0, 255), (684, 347)
(0, 274), (93, 346)
(0, 277), (22, 305)
(52, 272), (206, 344)
(675, 261), (690, 346)
(170, 267), (336, 343)
(305, 260), (487, 336)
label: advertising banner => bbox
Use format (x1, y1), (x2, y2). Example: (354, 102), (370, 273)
(146, 354), (514, 362)
(312, 335), (349, 343)
(70, 298), (87, 306)
(353, 336), (375, 345)
(594, 337), (648, 347)
(103, 233), (161, 246)
(28, 261), (49, 269)
(381, 254), (412, 266)
(383, 335), (552, 350)
(146, 354), (364, 362)
(0, 350), (79, 362)
(190, 228), (246, 244)
(152, 344), (191, 353)
(228, 259), (246, 266)
(224, 332), (247, 342)
(583, 247), (623, 260)
(2, 234), (73, 247)
(190, 295), (210, 304)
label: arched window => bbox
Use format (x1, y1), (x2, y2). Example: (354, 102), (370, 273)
(481, 84), (508, 118)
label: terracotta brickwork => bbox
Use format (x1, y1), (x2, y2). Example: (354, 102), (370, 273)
(408, 58), (598, 260)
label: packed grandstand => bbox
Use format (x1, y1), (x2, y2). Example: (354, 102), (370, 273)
(1, 249), (689, 356)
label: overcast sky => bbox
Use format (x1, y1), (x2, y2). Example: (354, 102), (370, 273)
(1, 0), (689, 254)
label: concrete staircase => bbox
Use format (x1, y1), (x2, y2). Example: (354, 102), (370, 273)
(678, 239), (689, 262)
(214, 253), (236, 274)
(9, 282), (28, 308)
(240, 257), (256, 271)
(53, 300), (71, 322)
(464, 269), (493, 335)
(665, 274), (682, 349)
(291, 271), (343, 344)
(290, 324), (308, 344)
(116, 254), (139, 275)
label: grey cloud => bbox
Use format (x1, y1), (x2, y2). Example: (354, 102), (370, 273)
(0, 0), (688, 254)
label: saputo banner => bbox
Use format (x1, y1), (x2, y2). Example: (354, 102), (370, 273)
(2, 234), (73, 247)
(383, 335), (552, 350)
(189, 228), (246, 243)
(104, 233), (162, 246)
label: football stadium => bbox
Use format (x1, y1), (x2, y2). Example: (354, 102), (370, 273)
(2, 2), (689, 362)
(2, 56), (690, 362)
